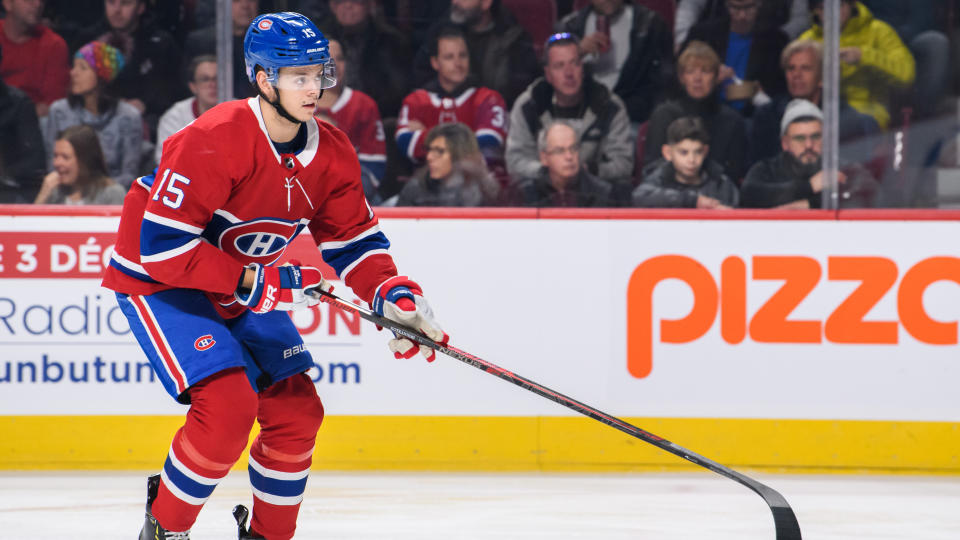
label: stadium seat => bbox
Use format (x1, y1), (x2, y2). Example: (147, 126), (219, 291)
(502, 0), (558, 59)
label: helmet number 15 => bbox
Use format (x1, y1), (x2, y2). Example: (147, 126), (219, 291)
(302, 28), (316, 38)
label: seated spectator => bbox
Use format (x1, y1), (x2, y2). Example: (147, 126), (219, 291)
(513, 120), (614, 207)
(683, 0), (788, 115)
(316, 37), (386, 205)
(507, 33), (633, 188)
(396, 26), (508, 169)
(395, 122), (500, 206)
(34, 124), (126, 204)
(862, 0), (949, 119)
(556, 0), (674, 124)
(0, 0), (69, 118)
(84, 0), (182, 136)
(675, 0), (809, 49)
(741, 99), (878, 208)
(634, 116), (738, 208)
(645, 41), (747, 181)
(317, 0), (412, 118)
(183, 0), (259, 101)
(412, 0), (539, 108)
(750, 39), (879, 166)
(155, 55), (219, 165)
(0, 44), (45, 203)
(46, 41), (142, 189)
(800, 0), (915, 130)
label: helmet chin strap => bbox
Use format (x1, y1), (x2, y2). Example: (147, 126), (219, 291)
(264, 85), (324, 125)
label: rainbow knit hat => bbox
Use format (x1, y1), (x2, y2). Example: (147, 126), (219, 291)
(75, 41), (125, 83)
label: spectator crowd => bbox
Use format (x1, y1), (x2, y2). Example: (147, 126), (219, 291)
(1, 0), (956, 208)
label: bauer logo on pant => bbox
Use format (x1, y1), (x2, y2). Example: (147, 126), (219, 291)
(194, 335), (216, 351)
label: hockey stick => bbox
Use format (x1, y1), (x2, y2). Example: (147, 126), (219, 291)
(307, 287), (802, 540)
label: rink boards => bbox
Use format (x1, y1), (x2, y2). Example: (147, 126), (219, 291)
(1, 207), (958, 473)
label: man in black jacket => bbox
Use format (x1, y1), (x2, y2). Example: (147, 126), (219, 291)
(513, 120), (614, 207)
(556, 0), (673, 124)
(0, 45), (45, 203)
(412, 0), (539, 108)
(741, 99), (878, 208)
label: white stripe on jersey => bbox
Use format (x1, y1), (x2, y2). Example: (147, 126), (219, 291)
(144, 211), (205, 234)
(318, 223), (383, 251)
(340, 249), (390, 281)
(111, 251), (149, 275)
(140, 238), (201, 263)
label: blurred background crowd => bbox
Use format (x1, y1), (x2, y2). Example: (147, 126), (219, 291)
(3, 0), (960, 209)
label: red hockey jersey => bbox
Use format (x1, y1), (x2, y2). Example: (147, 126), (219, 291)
(316, 86), (385, 172)
(396, 84), (508, 163)
(102, 98), (398, 318)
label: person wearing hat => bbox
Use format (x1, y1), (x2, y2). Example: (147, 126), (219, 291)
(45, 40), (142, 189)
(740, 98), (878, 208)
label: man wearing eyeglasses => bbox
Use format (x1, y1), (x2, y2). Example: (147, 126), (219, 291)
(506, 32), (633, 190)
(154, 55), (219, 165)
(740, 99), (877, 208)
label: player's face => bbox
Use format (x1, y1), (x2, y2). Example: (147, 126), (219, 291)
(331, 0), (370, 28)
(69, 57), (99, 96)
(189, 61), (218, 108)
(785, 49), (821, 100)
(232, 0), (258, 32)
(540, 125), (580, 181)
(275, 65), (326, 122)
(52, 139), (79, 185)
(105, 0), (143, 32)
(664, 139), (708, 182)
(431, 37), (469, 89)
(782, 120), (823, 164)
(426, 136), (453, 179)
(679, 61), (716, 100)
(544, 44), (583, 101)
(4, 0), (44, 28)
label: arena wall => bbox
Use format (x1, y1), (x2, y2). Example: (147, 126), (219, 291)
(1, 207), (958, 474)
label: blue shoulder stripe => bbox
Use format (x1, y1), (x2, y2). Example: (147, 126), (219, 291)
(141, 219), (200, 258)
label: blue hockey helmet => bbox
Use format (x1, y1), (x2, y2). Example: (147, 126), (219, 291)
(243, 12), (336, 89)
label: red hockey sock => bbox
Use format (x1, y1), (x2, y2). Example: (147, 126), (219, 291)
(152, 368), (259, 532)
(248, 373), (325, 540)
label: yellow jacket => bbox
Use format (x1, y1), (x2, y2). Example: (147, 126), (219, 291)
(799, 2), (915, 129)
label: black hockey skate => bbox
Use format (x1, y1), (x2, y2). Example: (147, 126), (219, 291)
(233, 504), (266, 539)
(139, 474), (191, 540)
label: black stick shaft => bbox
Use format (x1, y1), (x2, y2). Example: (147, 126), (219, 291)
(309, 288), (801, 540)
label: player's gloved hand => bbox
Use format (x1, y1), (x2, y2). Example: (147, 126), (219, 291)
(235, 261), (331, 314)
(372, 276), (448, 362)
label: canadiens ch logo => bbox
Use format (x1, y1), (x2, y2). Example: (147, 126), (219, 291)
(194, 335), (216, 351)
(257, 19), (273, 30)
(216, 218), (304, 266)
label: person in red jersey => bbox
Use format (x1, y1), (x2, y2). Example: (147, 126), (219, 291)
(315, 36), (386, 204)
(102, 12), (447, 540)
(396, 25), (508, 170)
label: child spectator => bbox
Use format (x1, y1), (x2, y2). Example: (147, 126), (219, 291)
(46, 41), (143, 189)
(513, 120), (614, 207)
(35, 124), (126, 204)
(316, 37), (386, 205)
(633, 116), (738, 208)
(155, 55), (218, 165)
(644, 40), (747, 182)
(395, 122), (500, 206)
(0, 0), (69, 118)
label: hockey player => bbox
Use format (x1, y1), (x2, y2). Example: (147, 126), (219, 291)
(102, 12), (447, 540)
(396, 25), (508, 169)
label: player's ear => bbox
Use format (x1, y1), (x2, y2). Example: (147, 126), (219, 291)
(256, 70), (274, 98)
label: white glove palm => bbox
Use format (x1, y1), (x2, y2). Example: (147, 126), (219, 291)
(373, 276), (448, 362)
